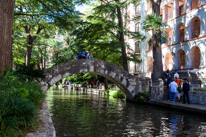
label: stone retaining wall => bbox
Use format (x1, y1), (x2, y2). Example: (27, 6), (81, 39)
(26, 100), (56, 137)
(149, 79), (164, 101)
(190, 91), (206, 105)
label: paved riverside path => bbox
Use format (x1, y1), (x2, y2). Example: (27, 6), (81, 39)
(64, 85), (105, 93)
(149, 100), (206, 114)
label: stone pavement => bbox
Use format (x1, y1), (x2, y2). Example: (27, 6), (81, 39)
(26, 100), (56, 137)
(149, 100), (206, 114)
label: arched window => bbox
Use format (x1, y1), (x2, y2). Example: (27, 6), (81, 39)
(147, 56), (153, 72)
(166, 28), (173, 45)
(190, 46), (200, 68)
(190, 17), (200, 39)
(190, 0), (201, 10)
(176, 49), (185, 69)
(176, 23), (185, 43)
(165, 52), (173, 70)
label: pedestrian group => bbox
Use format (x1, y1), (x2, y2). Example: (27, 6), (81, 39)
(77, 49), (95, 60)
(165, 70), (190, 104)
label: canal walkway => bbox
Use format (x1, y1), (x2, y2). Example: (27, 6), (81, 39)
(149, 100), (206, 115)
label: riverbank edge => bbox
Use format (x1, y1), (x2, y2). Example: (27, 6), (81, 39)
(149, 100), (206, 115)
(26, 100), (56, 137)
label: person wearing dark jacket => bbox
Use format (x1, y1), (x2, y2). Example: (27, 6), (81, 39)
(167, 75), (172, 98)
(182, 79), (190, 104)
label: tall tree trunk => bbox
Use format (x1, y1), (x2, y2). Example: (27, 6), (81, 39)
(0, 0), (15, 74)
(104, 77), (108, 90)
(25, 46), (33, 66)
(151, 1), (163, 82)
(115, 0), (128, 72)
(43, 45), (46, 69)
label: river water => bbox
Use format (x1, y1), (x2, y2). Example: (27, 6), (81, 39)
(46, 88), (206, 137)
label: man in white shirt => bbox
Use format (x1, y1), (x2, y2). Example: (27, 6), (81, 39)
(174, 71), (179, 79)
(169, 78), (178, 103)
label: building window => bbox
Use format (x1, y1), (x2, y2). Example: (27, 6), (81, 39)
(190, 17), (200, 39)
(135, 4), (140, 15)
(190, 0), (201, 10)
(135, 41), (140, 53)
(177, 23), (185, 43)
(165, 2), (173, 22)
(176, 49), (185, 69)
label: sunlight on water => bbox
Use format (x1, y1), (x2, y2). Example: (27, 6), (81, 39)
(46, 88), (206, 137)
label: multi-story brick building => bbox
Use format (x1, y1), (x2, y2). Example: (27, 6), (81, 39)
(126, 0), (206, 83)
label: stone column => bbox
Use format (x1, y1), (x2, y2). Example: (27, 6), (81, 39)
(185, 26), (190, 40)
(185, 54), (190, 69)
(200, 51), (205, 67)
(173, 30), (177, 43)
(200, 21), (205, 37)
(172, 0), (176, 18)
(162, 7), (165, 22)
(174, 0), (179, 18)
(188, 0), (192, 11)
(173, 56), (177, 69)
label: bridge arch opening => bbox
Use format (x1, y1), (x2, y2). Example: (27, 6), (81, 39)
(40, 59), (142, 101)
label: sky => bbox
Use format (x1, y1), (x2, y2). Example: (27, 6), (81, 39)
(75, 4), (93, 13)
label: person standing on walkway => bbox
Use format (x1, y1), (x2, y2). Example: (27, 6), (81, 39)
(167, 75), (172, 98)
(97, 80), (100, 89)
(174, 71), (179, 79)
(67, 79), (70, 85)
(91, 80), (94, 88)
(165, 69), (170, 79)
(169, 78), (178, 103)
(182, 79), (190, 104)
(175, 77), (182, 102)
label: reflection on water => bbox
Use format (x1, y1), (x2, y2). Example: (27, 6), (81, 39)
(46, 88), (206, 137)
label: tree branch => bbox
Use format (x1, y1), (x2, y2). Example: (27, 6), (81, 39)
(109, 30), (119, 39)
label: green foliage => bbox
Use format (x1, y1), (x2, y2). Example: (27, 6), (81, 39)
(193, 87), (206, 92)
(15, 64), (45, 81)
(0, 70), (45, 136)
(0, 92), (38, 137)
(142, 14), (168, 48)
(105, 89), (110, 95)
(113, 90), (125, 98)
(134, 92), (149, 103)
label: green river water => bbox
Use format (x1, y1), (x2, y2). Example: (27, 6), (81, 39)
(46, 88), (206, 137)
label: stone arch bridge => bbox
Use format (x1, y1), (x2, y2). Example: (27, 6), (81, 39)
(39, 59), (150, 101)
